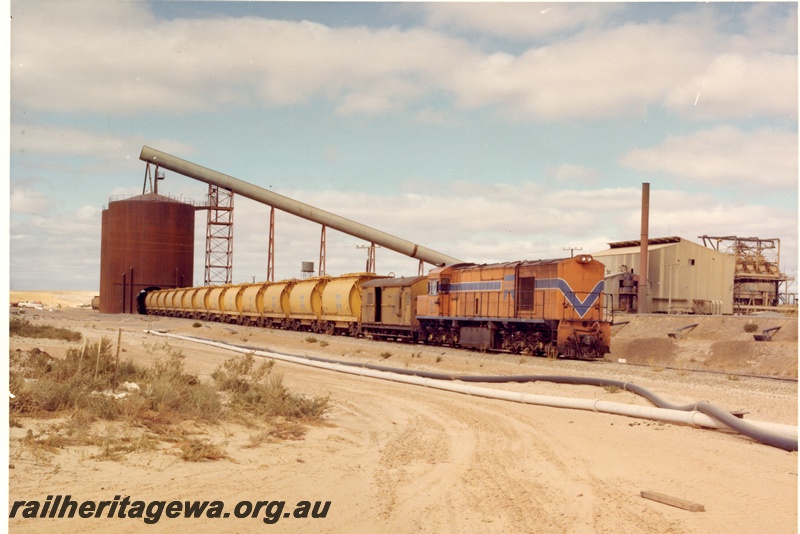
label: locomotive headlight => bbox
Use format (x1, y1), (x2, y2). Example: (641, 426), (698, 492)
(576, 254), (593, 263)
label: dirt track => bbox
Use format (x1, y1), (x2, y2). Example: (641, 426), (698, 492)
(8, 306), (798, 533)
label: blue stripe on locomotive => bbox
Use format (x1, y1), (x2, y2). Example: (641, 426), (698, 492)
(447, 276), (604, 318)
(448, 281), (503, 292)
(535, 279), (605, 318)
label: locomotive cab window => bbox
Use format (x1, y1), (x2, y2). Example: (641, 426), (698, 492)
(439, 278), (450, 294)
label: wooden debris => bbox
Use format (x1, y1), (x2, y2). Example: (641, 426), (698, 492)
(640, 490), (705, 512)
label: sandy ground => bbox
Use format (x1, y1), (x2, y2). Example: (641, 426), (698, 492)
(7, 300), (798, 533)
(9, 291), (97, 310)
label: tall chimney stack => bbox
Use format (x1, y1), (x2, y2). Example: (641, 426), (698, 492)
(638, 183), (650, 313)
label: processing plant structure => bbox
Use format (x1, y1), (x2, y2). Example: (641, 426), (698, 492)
(700, 236), (793, 311)
(96, 146), (612, 360)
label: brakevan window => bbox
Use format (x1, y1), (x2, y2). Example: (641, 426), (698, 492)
(428, 280), (439, 296)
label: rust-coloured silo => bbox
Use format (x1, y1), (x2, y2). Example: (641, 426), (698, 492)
(99, 193), (195, 313)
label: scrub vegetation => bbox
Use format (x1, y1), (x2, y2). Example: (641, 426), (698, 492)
(9, 326), (329, 464)
(9, 316), (82, 342)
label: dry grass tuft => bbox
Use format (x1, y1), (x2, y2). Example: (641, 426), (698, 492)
(213, 353), (329, 420)
(177, 438), (227, 462)
(10, 333), (329, 464)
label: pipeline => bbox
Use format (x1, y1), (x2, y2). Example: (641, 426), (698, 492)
(608, 360), (798, 383)
(145, 330), (798, 451)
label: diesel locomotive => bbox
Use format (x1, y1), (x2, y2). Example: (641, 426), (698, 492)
(141, 254), (610, 359)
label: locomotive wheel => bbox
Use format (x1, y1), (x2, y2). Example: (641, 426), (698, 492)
(444, 330), (458, 347)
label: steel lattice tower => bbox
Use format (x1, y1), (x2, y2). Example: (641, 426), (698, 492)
(204, 184), (234, 286)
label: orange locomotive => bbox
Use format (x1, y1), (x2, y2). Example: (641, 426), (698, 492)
(416, 255), (609, 359)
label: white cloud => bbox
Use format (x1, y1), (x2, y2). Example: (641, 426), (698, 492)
(619, 126), (798, 189)
(10, 205), (102, 289)
(10, 188), (53, 215)
(421, 3), (620, 40)
(736, 3), (798, 53)
(10, 2), (796, 121)
(7, 2), (797, 290)
(412, 108), (455, 126)
(665, 53), (797, 119)
(548, 164), (601, 186)
(10, 124), (197, 161)
(11, 124), (127, 157)
(11, 5), (473, 116)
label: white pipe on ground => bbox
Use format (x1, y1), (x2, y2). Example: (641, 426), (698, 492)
(144, 330), (797, 443)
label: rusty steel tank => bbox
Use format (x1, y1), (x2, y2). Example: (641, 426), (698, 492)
(99, 193), (195, 314)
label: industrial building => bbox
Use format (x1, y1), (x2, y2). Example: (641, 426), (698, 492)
(592, 237), (735, 315)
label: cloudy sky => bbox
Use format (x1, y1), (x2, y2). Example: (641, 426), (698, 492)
(7, 1), (798, 292)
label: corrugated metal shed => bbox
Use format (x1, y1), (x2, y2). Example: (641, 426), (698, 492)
(592, 237), (735, 314)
